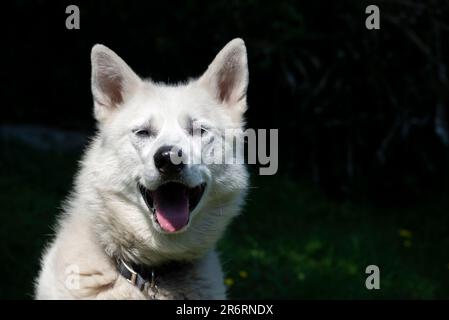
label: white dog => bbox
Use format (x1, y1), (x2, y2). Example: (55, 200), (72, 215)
(35, 39), (249, 299)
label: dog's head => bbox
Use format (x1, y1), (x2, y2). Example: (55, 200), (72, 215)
(86, 39), (249, 263)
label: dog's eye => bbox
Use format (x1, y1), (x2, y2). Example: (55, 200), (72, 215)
(133, 128), (152, 137)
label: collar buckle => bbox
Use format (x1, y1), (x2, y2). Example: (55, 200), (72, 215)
(119, 259), (138, 285)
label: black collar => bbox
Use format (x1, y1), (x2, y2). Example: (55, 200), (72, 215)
(116, 258), (191, 292)
(117, 259), (155, 291)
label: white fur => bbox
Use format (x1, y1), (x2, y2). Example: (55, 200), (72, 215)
(35, 39), (249, 299)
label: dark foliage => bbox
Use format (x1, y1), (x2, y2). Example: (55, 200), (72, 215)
(3, 0), (449, 203)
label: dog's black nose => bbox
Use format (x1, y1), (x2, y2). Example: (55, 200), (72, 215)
(154, 145), (184, 173)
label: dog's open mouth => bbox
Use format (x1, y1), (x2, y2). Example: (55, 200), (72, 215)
(139, 182), (206, 233)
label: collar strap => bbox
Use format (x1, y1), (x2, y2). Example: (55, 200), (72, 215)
(117, 259), (155, 292)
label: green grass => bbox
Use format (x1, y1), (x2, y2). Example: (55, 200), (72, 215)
(220, 176), (449, 299)
(1, 140), (448, 299)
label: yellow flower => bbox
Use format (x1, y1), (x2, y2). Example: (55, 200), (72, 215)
(403, 240), (412, 248)
(224, 278), (234, 286)
(239, 270), (248, 279)
(399, 229), (412, 239)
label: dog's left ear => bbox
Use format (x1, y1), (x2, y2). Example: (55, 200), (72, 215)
(91, 44), (142, 123)
(198, 38), (248, 110)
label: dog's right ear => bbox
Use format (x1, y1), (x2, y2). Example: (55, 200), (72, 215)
(91, 44), (142, 122)
(198, 38), (248, 110)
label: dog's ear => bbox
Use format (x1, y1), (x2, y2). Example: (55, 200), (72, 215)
(199, 38), (248, 109)
(91, 44), (142, 122)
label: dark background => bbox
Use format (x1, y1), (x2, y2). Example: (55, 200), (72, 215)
(1, 0), (449, 299)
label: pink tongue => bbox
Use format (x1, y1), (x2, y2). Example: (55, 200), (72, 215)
(152, 184), (189, 232)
